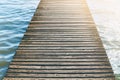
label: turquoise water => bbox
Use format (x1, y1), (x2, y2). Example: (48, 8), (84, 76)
(0, 0), (40, 79)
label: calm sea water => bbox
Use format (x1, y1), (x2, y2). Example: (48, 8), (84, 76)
(0, 0), (120, 80)
(87, 0), (120, 79)
(0, 0), (40, 79)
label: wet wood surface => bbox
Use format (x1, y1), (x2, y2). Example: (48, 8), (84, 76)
(4, 0), (115, 80)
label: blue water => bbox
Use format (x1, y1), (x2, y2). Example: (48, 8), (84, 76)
(0, 0), (40, 79)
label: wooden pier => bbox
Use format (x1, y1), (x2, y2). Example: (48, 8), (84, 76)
(4, 0), (115, 80)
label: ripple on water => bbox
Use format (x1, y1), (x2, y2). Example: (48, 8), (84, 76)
(87, 0), (120, 78)
(0, 0), (40, 79)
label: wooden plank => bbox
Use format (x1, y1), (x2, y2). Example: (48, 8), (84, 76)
(4, 0), (115, 80)
(4, 78), (115, 80)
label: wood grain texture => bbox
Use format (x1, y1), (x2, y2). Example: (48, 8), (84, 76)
(4, 0), (115, 80)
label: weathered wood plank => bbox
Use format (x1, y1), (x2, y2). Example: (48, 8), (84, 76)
(4, 0), (115, 80)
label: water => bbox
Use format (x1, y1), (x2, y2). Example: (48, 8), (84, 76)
(0, 0), (40, 79)
(0, 0), (120, 80)
(87, 0), (120, 79)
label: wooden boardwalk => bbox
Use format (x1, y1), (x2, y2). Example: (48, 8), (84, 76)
(4, 0), (115, 80)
